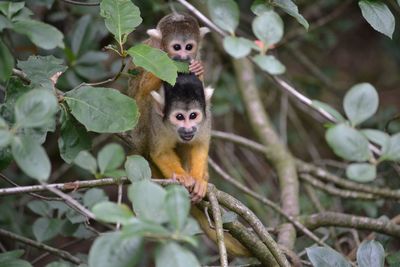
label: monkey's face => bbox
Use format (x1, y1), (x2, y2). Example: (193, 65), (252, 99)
(168, 108), (204, 142)
(166, 39), (198, 62)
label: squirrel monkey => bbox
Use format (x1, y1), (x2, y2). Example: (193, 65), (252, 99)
(127, 12), (210, 101)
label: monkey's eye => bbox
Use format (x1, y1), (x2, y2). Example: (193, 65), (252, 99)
(176, 114), (185, 121)
(173, 44), (181, 51)
(189, 112), (197, 120)
(185, 44), (193, 51)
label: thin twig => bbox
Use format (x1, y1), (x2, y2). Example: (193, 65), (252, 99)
(116, 183), (123, 230)
(60, 0), (100, 6)
(0, 228), (82, 264)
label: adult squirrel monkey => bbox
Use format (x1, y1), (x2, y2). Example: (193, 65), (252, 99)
(127, 12), (210, 101)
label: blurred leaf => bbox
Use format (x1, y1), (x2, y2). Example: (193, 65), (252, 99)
(181, 218), (202, 236)
(381, 133), (400, 161)
(222, 211), (238, 223)
(92, 201), (134, 225)
(100, 0), (142, 45)
(17, 55), (67, 88)
(11, 136), (51, 181)
(223, 36), (254, 59)
(125, 155), (151, 182)
(253, 54), (286, 75)
(122, 219), (170, 237)
(15, 89), (58, 129)
(306, 247), (351, 267)
(0, 147), (12, 171)
(173, 61), (190, 74)
(155, 242), (200, 267)
(45, 262), (72, 267)
(0, 129), (12, 148)
(0, 2), (24, 19)
(357, 240), (384, 267)
(33, 217), (64, 242)
(273, 0), (309, 30)
(127, 44), (177, 85)
(103, 169), (126, 178)
(0, 259), (32, 267)
(13, 19), (64, 49)
(2, 77), (31, 123)
(97, 143), (125, 174)
(74, 150), (97, 174)
(27, 200), (51, 217)
(0, 250), (25, 262)
(359, 0), (395, 39)
(0, 15), (13, 31)
(65, 86), (138, 133)
(346, 163), (376, 182)
(0, 37), (13, 82)
(325, 124), (370, 161)
(311, 100), (346, 122)
(252, 11), (284, 46)
(360, 129), (389, 151)
(76, 51), (109, 65)
(343, 83), (378, 126)
(71, 15), (91, 56)
(165, 185), (190, 232)
(58, 108), (91, 164)
(251, 0), (272, 16)
(387, 251), (400, 266)
(83, 188), (109, 209)
(128, 180), (168, 223)
(88, 232), (142, 267)
(207, 0), (239, 34)
(74, 64), (109, 81)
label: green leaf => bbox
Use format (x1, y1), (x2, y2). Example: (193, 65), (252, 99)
(58, 108), (91, 164)
(155, 242), (200, 267)
(83, 188), (109, 209)
(14, 89), (58, 128)
(306, 247), (351, 267)
(165, 185), (190, 232)
(0, 37), (14, 82)
(92, 201), (134, 225)
(11, 136), (51, 181)
(381, 133), (400, 161)
(74, 150), (97, 174)
(0, 2), (24, 19)
(222, 211), (238, 224)
(252, 11), (284, 46)
(100, 0), (142, 45)
(311, 100), (346, 122)
(128, 180), (168, 223)
(273, 0), (309, 30)
(104, 169), (126, 178)
(0, 129), (12, 148)
(207, 0), (239, 34)
(33, 217), (64, 242)
(357, 240), (384, 267)
(346, 163), (376, 182)
(387, 251), (400, 266)
(223, 36), (254, 59)
(360, 129), (389, 151)
(127, 44), (177, 85)
(359, 0), (395, 39)
(45, 262), (72, 267)
(27, 200), (52, 217)
(17, 55), (67, 88)
(173, 61), (190, 74)
(181, 218), (202, 236)
(251, 0), (273, 16)
(65, 86), (138, 133)
(0, 15), (13, 31)
(97, 143), (125, 174)
(253, 54), (286, 75)
(0, 250), (25, 263)
(13, 19), (64, 49)
(124, 155), (151, 182)
(122, 219), (170, 237)
(88, 232), (143, 267)
(325, 124), (370, 161)
(0, 259), (32, 267)
(71, 15), (92, 56)
(343, 83), (378, 126)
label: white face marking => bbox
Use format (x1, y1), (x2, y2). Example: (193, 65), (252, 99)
(169, 108), (203, 129)
(167, 39), (198, 61)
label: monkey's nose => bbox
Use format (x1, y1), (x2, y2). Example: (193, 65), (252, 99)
(178, 127), (196, 141)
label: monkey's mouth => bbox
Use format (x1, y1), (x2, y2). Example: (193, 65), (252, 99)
(180, 133), (194, 142)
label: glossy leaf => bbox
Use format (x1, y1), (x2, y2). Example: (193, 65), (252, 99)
(88, 232), (143, 267)
(33, 217), (64, 242)
(127, 44), (177, 85)
(125, 155), (151, 182)
(65, 86), (138, 133)
(128, 180), (168, 223)
(11, 136), (51, 181)
(13, 19), (64, 50)
(381, 133), (400, 161)
(325, 124), (370, 161)
(207, 0), (239, 34)
(343, 83), (378, 126)
(273, 0), (309, 30)
(155, 242), (200, 267)
(346, 163), (376, 182)
(165, 185), (190, 232)
(223, 36), (254, 58)
(357, 240), (384, 267)
(73, 150), (97, 174)
(253, 55), (286, 75)
(252, 11), (284, 46)
(0, 37), (13, 82)
(359, 0), (395, 39)
(100, 0), (142, 45)
(92, 201), (134, 225)
(311, 100), (346, 122)
(97, 143), (125, 174)
(306, 247), (351, 267)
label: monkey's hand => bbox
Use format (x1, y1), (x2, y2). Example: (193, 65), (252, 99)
(172, 173), (195, 190)
(191, 179), (208, 203)
(189, 60), (204, 77)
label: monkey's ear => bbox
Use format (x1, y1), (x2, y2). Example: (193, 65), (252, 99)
(200, 27), (210, 38)
(150, 90), (165, 116)
(147, 28), (162, 40)
(204, 86), (214, 102)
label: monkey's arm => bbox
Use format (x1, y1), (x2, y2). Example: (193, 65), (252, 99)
(127, 68), (162, 100)
(189, 142), (209, 202)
